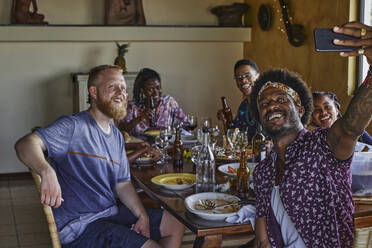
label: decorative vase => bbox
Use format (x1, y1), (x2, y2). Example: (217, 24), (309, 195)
(210, 3), (249, 27)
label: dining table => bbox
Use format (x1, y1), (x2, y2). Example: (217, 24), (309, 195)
(131, 159), (372, 248)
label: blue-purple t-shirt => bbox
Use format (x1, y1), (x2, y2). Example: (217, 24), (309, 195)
(35, 111), (130, 232)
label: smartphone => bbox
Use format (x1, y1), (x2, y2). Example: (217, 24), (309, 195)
(314, 28), (361, 52)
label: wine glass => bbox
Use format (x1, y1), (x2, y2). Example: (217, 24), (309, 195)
(226, 128), (239, 151)
(185, 114), (198, 133)
(160, 126), (172, 161)
(210, 125), (220, 151)
(154, 136), (166, 165)
(201, 117), (212, 131)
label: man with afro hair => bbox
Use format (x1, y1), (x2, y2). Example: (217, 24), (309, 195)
(251, 22), (372, 247)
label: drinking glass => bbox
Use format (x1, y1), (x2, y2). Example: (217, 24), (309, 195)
(185, 114), (198, 132)
(226, 128), (239, 151)
(160, 126), (172, 161)
(201, 117), (212, 130)
(210, 125), (220, 151)
(154, 136), (166, 165)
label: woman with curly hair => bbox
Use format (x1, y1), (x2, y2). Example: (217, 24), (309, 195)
(118, 68), (189, 136)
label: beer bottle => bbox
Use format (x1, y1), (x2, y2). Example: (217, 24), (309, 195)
(252, 125), (265, 162)
(237, 149), (249, 198)
(221, 96), (234, 132)
(173, 126), (184, 170)
(145, 96), (155, 127)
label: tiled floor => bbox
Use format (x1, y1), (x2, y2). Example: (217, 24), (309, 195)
(0, 175), (51, 248)
(0, 174), (252, 248)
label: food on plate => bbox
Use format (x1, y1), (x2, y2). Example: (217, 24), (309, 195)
(140, 152), (154, 158)
(194, 199), (241, 213)
(162, 177), (194, 185)
(228, 165), (237, 174)
(144, 129), (161, 136)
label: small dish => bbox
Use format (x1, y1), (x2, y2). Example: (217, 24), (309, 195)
(184, 192), (241, 220)
(134, 157), (153, 165)
(215, 155), (240, 162)
(144, 129), (161, 137)
(151, 173), (196, 190)
(218, 163), (258, 178)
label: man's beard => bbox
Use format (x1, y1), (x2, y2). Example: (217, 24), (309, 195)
(96, 92), (127, 120)
(262, 109), (302, 139)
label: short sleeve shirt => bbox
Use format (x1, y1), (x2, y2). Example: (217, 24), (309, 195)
(253, 128), (354, 248)
(233, 99), (259, 142)
(35, 111), (130, 230)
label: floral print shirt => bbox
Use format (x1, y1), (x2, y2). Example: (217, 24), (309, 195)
(253, 128), (354, 248)
(120, 95), (189, 136)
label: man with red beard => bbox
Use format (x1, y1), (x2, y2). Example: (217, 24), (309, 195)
(14, 65), (184, 248)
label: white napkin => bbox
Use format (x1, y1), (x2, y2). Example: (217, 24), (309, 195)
(355, 141), (372, 152)
(225, 205), (256, 230)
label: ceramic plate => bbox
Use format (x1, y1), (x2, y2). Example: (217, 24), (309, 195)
(181, 134), (197, 141)
(134, 157), (153, 165)
(144, 129), (161, 136)
(215, 155), (240, 162)
(169, 135), (198, 144)
(218, 162), (258, 177)
(151, 173), (196, 190)
(184, 192), (241, 221)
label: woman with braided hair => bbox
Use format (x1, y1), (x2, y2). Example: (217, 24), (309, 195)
(118, 68), (189, 136)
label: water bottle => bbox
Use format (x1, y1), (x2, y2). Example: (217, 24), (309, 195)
(196, 130), (215, 192)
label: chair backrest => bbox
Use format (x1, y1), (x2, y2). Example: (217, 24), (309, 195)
(30, 171), (62, 248)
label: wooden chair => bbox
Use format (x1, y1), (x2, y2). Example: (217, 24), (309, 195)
(30, 171), (62, 248)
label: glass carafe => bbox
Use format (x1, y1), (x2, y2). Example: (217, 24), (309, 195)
(196, 130), (216, 192)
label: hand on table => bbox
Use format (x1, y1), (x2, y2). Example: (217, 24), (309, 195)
(333, 21), (372, 64)
(148, 147), (161, 162)
(40, 167), (64, 208)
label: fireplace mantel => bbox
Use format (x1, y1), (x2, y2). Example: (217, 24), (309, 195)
(0, 25), (251, 42)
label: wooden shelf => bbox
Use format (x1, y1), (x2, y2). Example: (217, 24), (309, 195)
(0, 25), (251, 42)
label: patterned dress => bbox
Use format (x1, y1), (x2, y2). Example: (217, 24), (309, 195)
(120, 95), (189, 136)
(253, 128), (354, 248)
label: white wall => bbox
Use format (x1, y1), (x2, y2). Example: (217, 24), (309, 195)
(0, 0), (245, 173)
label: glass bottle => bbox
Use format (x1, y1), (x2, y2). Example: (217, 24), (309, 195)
(260, 143), (267, 161)
(173, 126), (184, 171)
(196, 130), (215, 192)
(237, 149), (249, 198)
(252, 125), (265, 162)
(145, 96), (155, 127)
(221, 96), (234, 133)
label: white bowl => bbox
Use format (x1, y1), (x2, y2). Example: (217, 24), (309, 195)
(184, 192), (240, 220)
(218, 162), (258, 178)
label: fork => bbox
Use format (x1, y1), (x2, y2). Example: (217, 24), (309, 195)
(213, 199), (255, 209)
(199, 199), (255, 210)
